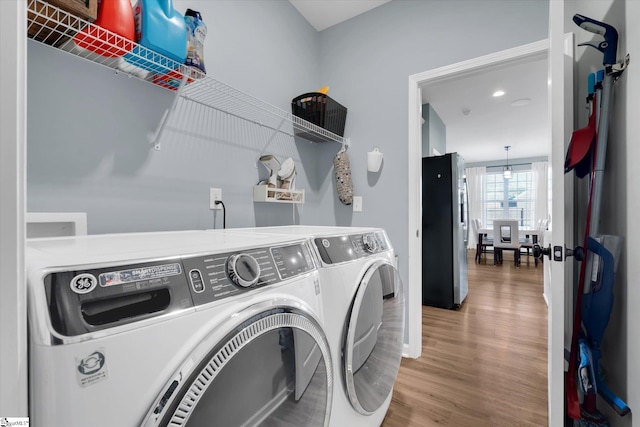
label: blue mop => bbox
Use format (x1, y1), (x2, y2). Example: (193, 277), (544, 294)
(576, 236), (630, 421)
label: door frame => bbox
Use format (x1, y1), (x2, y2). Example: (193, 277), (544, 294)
(406, 39), (550, 358)
(0, 0), (27, 415)
(407, 34), (572, 425)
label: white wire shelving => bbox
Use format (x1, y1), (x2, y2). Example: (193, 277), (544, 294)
(26, 0), (349, 149)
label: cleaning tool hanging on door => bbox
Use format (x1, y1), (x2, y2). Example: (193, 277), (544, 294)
(564, 14), (630, 425)
(565, 72), (597, 178)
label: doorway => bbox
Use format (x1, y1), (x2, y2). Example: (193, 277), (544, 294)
(405, 39), (550, 359)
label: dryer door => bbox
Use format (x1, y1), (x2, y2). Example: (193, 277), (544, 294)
(143, 306), (332, 427)
(344, 261), (405, 415)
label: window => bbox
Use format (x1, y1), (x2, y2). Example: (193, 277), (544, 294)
(483, 170), (535, 229)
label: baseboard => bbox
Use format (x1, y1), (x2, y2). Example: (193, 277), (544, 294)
(402, 343), (420, 359)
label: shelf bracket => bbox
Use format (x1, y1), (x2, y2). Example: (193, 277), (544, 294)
(256, 118), (287, 163)
(150, 72), (190, 150)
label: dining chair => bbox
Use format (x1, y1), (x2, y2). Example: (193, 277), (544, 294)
(470, 218), (480, 263)
(480, 219), (494, 263)
(520, 222), (540, 266)
(493, 219), (520, 266)
(473, 219), (493, 264)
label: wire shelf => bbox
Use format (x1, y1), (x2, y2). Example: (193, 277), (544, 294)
(26, 0), (347, 145)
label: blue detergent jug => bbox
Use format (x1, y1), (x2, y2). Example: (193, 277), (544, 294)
(123, 0), (187, 75)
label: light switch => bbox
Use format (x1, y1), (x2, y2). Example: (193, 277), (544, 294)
(353, 196), (363, 212)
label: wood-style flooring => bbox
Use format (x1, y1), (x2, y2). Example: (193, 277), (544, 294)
(382, 250), (548, 426)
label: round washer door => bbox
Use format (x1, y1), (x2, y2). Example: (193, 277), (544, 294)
(344, 261), (405, 415)
(143, 306), (332, 427)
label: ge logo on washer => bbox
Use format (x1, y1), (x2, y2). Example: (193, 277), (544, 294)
(70, 273), (97, 294)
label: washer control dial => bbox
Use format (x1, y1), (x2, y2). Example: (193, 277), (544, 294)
(362, 234), (379, 253)
(227, 254), (261, 288)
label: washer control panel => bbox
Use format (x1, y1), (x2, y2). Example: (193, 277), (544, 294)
(183, 242), (315, 306)
(313, 231), (390, 265)
(42, 242), (315, 337)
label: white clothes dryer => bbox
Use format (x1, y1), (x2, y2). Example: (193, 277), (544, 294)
(226, 226), (405, 427)
(26, 230), (333, 427)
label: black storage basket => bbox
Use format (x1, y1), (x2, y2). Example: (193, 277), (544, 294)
(291, 92), (347, 141)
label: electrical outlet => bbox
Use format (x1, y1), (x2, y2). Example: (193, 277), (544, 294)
(353, 196), (363, 212)
(210, 188), (222, 210)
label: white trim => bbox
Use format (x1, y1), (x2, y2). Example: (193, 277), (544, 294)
(0, 0), (27, 415)
(405, 76), (422, 358)
(406, 39), (549, 361)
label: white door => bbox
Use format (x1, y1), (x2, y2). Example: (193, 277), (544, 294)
(548, 2), (575, 425)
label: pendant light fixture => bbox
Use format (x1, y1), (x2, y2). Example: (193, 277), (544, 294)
(503, 146), (512, 179)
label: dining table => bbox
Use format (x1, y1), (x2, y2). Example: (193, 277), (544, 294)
(476, 226), (540, 266)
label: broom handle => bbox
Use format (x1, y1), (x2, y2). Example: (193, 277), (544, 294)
(583, 72), (614, 293)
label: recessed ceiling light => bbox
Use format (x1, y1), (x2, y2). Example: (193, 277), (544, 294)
(511, 98), (532, 107)
(493, 90), (505, 97)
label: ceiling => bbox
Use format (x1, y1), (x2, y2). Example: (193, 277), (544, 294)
(290, 0), (549, 165)
(422, 56), (549, 164)
(289, 0), (391, 31)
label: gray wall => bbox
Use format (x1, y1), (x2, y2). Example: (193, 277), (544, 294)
(315, 0), (548, 287)
(422, 104), (446, 157)
(27, 0), (549, 322)
(28, 0), (323, 233)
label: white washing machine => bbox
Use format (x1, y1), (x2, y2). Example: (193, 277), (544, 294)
(26, 230), (333, 427)
(225, 226), (405, 426)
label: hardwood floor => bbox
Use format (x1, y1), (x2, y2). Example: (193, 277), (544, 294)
(383, 250), (548, 426)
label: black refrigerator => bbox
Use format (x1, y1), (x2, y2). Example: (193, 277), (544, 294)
(421, 153), (468, 309)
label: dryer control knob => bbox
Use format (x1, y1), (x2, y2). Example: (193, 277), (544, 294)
(227, 254), (261, 288)
(362, 234), (378, 253)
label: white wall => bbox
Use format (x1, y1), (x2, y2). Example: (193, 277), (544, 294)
(569, 0), (637, 424)
(422, 104), (446, 157)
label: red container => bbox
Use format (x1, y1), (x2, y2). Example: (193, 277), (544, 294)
(73, 0), (135, 57)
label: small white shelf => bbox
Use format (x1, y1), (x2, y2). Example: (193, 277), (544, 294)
(26, 212), (88, 238)
(26, 0), (348, 146)
(253, 185), (304, 204)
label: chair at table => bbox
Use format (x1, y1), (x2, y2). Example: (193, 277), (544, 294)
(520, 220), (541, 266)
(472, 219), (493, 263)
(493, 219), (520, 266)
